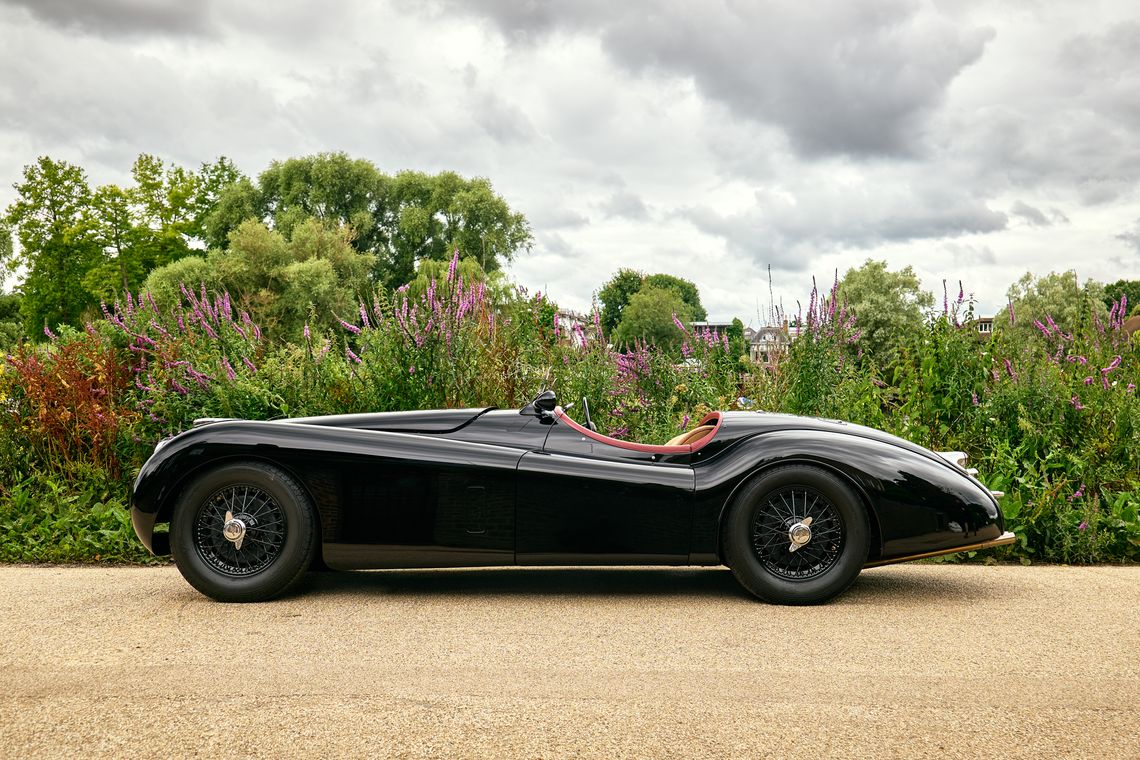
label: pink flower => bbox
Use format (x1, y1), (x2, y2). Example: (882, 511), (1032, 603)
(346, 348), (362, 364)
(1070, 395), (1085, 410)
(409, 365), (416, 374)
(1078, 521), (1088, 532)
(339, 318), (361, 335)
(303, 324), (311, 341)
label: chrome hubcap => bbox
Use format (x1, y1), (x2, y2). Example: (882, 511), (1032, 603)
(222, 510), (247, 550)
(788, 516), (813, 552)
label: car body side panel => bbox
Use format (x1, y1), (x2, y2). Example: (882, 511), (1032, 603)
(688, 429), (1003, 564)
(516, 450), (695, 564)
(132, 421), (524, 568)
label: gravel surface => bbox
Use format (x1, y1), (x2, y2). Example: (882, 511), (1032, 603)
(0, 564), (1137, 759)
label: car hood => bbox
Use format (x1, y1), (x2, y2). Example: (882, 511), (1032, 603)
(716, 411), (950, 465)
(283, 408), (493, 434)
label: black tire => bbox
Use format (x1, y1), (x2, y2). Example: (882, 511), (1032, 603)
(170, 461), (318, 602)
(722, 465), (869, 605)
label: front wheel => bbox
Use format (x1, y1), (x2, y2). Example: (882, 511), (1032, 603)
(722, 465), (869, 604)
(170, 461), (318, 602)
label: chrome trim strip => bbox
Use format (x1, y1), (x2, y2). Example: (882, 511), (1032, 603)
(864, 531), (1016, 568)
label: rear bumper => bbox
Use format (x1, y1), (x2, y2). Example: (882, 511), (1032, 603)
(864, 531), (1016, 568)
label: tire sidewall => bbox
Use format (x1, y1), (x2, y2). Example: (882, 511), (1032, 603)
(723, 465), (869, 604)
(171, 461), (316, 602)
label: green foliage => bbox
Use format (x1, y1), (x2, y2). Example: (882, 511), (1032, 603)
(0, 472), (156, 563)
(837, 260), (934, 366)
(0, 264), (1136, 565)
(599, 269), (707, 341)
(209, 154), (533, 289)
(997, 270), (1108, 343)
(598, 268), (644, 334)
(0, 291), (23, 349)
(643, 273), (708, 321)
(3, 157), (101, 334)
(4, 154), (245, 335)
(611, 286), (692, 350)
(1102, 278), (1140, 315)
(143, 219), (375, 342)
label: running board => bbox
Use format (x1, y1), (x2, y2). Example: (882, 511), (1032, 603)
(864, 531), (1016, 568)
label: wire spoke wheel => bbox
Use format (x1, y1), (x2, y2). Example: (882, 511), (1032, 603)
(193, 484), (288, 577)
(751, 486), (844, 581)
(722, 465), (868, 604)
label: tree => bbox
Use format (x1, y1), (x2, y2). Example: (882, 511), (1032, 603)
(0, 290), (23, 348)
(143, 218), (376, 341)
(612, 286), (693, 350)
(643, 273), (707, 321)
(3, 157), (101, 334)
(81, 184), (143, 302)
(1103, 279), (1140, 316)
(836, 260), (934, 365)
(598, 269), (707, 335)
(997, 271), (1108, 340)
(598, 268), (644, 334)
(726, 317), (749, 360)
(211, 153), (533, 289)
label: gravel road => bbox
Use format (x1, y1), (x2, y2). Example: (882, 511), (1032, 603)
(1, 564), (1137, 759)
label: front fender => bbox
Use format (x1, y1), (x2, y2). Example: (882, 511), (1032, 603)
(690, 429), (1003, 563)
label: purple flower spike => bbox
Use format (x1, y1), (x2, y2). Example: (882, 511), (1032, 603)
(346, 347), (362, 364)
(43, 325), (56, 340)
(1078, 521), (1088, 532)
(339, 318), (361, 335)
(303, 324), (311, 341)
(221, 357), (236, 381)
(1070, 395), (1085, 410)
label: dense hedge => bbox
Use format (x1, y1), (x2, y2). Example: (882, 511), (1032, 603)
(1, 265), (1137, 564)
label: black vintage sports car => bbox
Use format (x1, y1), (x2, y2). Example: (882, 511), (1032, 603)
(131, 390), (1014, 604)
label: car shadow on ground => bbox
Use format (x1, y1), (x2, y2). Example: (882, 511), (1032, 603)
(290, 564), (989, 604)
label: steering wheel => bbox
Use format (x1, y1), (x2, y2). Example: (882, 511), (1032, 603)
(581, 396), (597, 432)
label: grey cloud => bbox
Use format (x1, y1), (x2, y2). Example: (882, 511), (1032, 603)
(445, 0), (993, 158)
(681, 184), (1007, 271)
(1009, 200), (1050, 226)
(942, 242), (997, 266)
(472, 92), (537, 145)
(541, 232), (573, 256)
(598, 190), (649, 221)
(0, 0), (216, 38)
(527, 204), (590, 229)
(1116, 220), (1140, 253)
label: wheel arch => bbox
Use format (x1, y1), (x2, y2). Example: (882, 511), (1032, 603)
(713, 457), (884, 564)
(151, 452), (325, 557)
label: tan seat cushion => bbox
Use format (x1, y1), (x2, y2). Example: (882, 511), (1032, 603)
(664, 424), (716, 447)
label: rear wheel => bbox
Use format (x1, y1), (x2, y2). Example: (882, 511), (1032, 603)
(170, 461), (318, 602)
(722, 465), (869, 604)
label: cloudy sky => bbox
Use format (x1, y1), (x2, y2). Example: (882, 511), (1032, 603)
(1, 0), (1137, 322)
